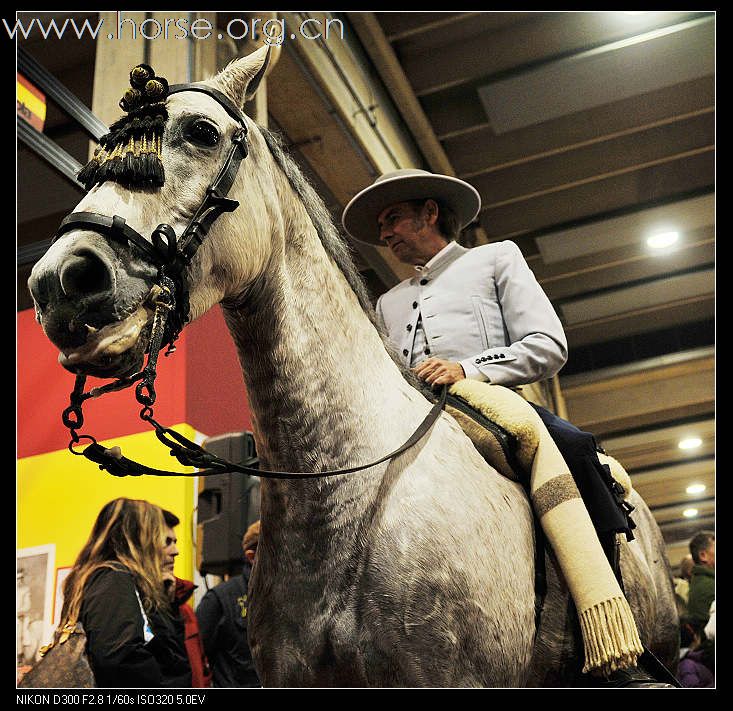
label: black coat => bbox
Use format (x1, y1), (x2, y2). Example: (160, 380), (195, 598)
(196, 565), (260, 687)
(80, 566), (191, 688)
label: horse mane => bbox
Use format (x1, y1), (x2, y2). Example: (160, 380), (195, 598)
(259, 127), (377, 321)
(258, 126), (429, 395)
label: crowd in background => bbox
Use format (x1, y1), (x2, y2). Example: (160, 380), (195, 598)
(17, 498), (260, 689)
(673, 530), (715, 688)
(17, 499), (714, 688)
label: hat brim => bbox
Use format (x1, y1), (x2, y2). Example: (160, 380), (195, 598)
(341, 174), (481, 246)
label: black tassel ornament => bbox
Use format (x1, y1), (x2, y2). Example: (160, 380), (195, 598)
(78, 64), (170, 190)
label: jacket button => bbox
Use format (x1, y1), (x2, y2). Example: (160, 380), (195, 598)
(406, 324), (412, 331)
(419, 278), (428, 285)
(499, 353), (505, 358)
(402, 349), (409, 356)
(412, 301), (418, 309)
(424, 347), (431, 355)
(475, 359), (481, 364)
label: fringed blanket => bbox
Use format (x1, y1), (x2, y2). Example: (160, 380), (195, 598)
(447, 379), (643, 676)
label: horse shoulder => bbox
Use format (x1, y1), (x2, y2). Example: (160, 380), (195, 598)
(350, 421), (538, 684)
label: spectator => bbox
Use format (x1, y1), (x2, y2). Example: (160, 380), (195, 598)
(196, 520), (261, 687)
(704, 600), (715, 642)
(58, 498), (191, 687)
(161, 509), (212, 688)
(688, 530), (715, 625)
(678, 618), (714, 688)
(673, 554), (694, 616)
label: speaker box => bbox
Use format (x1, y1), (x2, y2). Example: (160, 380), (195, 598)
(197, 432), (260, 577)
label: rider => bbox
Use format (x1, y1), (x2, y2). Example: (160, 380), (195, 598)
(342, 168), (676, 688)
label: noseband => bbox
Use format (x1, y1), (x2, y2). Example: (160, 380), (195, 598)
(51, 80), (448, 482)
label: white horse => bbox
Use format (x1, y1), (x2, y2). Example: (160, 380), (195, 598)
(27, 47), (678, 687)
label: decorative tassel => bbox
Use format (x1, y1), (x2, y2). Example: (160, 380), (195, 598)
(78, 63), (170, 190)
(579, 596), (644, 676)
(77, 147), (103, 190)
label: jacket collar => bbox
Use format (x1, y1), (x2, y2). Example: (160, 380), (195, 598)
(413, 240), (468, 279)
(174, 576), (196, 604)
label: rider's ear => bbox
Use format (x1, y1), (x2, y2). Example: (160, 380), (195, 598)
(213, 44), (274, 109)
(423, 199), (440, 226)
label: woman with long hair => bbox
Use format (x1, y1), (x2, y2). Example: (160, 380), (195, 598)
(60, 498), (191, 687)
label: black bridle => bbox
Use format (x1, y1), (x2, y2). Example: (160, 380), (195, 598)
(54, 84), (250, 349)
(54, 82), (448, 481)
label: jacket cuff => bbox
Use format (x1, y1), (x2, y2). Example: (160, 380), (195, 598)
(460, 358), (489, 381)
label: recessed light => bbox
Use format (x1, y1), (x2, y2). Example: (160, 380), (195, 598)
(683, 508), (699, 518)
(686, 483), (706, 495)
(647, 231), (679, 249)
(679, 437), (703, 450)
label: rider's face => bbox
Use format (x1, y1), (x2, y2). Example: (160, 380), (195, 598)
(377, 201), (443, 266)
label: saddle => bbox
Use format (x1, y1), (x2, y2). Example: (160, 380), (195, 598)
(445, 381), (634, 528)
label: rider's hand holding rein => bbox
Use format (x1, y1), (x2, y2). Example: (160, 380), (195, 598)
(413, 358), (466, 386)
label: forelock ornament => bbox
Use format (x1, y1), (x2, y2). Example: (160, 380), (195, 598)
(77, 64), (170, 190)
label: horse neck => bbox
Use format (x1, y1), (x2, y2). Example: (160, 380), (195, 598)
(219, 168), (433, 568)
(221, 164), (428, 489)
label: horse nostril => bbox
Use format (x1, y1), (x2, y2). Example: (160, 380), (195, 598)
(28, 273), (51, 312)
(59, 249), (114, 298)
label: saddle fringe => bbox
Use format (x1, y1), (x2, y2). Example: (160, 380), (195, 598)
(579, 596), (644, 675)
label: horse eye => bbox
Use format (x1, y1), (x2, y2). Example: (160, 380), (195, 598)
(186, 120), (220, 147)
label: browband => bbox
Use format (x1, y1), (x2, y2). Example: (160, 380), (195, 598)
(168, 84), (248, 127)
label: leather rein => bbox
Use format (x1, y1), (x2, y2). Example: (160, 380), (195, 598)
(54, 83), (447, 481)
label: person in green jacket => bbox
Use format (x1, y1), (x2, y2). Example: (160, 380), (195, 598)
(687, 530), (715, 625)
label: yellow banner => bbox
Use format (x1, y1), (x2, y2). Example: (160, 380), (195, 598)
(17, 425), (198, 580)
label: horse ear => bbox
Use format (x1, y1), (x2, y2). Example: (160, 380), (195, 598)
(243, 45), (272, 102)
(212, 45), (273, 109)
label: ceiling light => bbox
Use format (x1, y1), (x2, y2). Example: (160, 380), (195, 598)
(647, 231), (679, 249)
(679, 437), (703, 450)
(686, 483), (706, 495)
(683, 508), (699, 518)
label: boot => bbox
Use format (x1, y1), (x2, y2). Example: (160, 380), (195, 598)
(587, 664), (679, 688)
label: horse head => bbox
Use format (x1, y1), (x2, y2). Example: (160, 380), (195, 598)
(27, 46), (275, 380)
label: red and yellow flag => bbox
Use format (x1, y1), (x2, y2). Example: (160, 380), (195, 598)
(17, 73), (46, 132)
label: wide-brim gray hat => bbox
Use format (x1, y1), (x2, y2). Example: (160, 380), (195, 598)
(341, 168), (481, 246)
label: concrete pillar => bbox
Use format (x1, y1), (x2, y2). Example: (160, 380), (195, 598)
(190, 13), (219, 82)
(91, 11), (146, 131)
(90, 11), (219, 156)
(147, 11), (192, 85)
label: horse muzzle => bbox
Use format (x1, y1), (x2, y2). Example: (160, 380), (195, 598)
(27, 231), (156, 376)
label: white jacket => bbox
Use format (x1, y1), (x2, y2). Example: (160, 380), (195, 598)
(375, 240), (568, 387)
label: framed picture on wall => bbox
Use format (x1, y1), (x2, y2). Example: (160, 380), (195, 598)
(17, 544), (55, 665)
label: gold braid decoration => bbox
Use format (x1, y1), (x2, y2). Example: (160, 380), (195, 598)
(77, 63), (170, 189)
